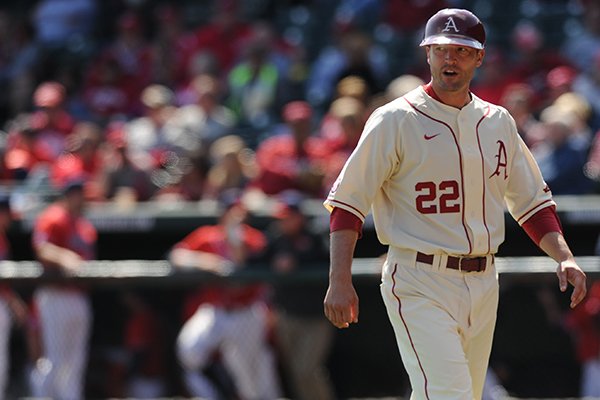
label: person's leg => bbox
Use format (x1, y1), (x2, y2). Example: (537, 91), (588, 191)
(0, 300), (11, 398)
(223, 302), (281, 400)
(464, 270), (500, 399)
(276, 312), (335, 400)
(176, 304), (224, 399)
(58, 292), (92, 400)
(381, 259), (475, 400)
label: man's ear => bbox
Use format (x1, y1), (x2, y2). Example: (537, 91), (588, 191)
(476, 49), (485, 67)
(425, 46), (431, 65)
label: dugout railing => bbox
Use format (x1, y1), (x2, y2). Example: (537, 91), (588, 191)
(1, 256), (599, 399)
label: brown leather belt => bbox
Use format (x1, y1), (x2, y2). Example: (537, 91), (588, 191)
(416, 252), (490, 272)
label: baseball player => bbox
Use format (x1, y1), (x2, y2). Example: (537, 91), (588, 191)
(323, 8), (587, 400)
(170, 190), (281, 400)
(30, 178), (96, 400)
(0, 196), (28, 398)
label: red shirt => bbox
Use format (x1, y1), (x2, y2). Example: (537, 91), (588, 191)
(33, 203), (97, 263)
(175, 224), (267, 317)
(125, 309), (166, 377)
(253, 134), (332, 196)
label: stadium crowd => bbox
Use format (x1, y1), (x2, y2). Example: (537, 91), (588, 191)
(0, 0), (599, 399)
(0, 0), (599, 210)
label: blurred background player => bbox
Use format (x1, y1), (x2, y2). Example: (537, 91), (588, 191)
(0, 195), (28, 398)
(30, 178), (96, 400)
(169, 190), (281, 400)
(265, 191), (336, 400)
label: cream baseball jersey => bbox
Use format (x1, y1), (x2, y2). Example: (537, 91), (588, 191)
(324, 85), (554, 256)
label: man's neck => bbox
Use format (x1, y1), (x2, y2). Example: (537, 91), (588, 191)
(424, 82), (471, 109)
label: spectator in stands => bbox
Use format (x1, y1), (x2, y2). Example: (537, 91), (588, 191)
(385, 74), (425, 101)
(0, 195), (28, 399)
(552, 92), (595, 145)
(561, 0), (600, 72)
(188, 0), (253, 76)
(322, 96), (366, 196)
(564, 280), (600, 397)
(96, 11), (153, 108)
(32, 0), (97, 51)
(226, 23), (283, 135)
(205, 135), (257, 200)
(499, 83), (538, 145)
(471, 48), (514, 106)
(383, 0), (448, 33)
(81, 55), (136, 123)
(572, 50), (600, 131)
(306, 25), (389, 110)
(171, 73), (237, 151)
(507, 21), (572, 101)
(152, 150), (211, 202)
(265, 191), (336, 400)
(30, 178), (96, 400)
(170, 190), (281, 400)
(543, 65), (579, 111)
(50, 121), (104, 200)
(319, 75), (370, 147)
(26, 81), (74, 164)
(148, 3), (196, 89)
(585, 127), (600, 192)
(98, 121), (155, 203)
(124, 84), (180, 172)
(0, 11), (40, 120)
(251, 100), (330, 197)
(530, 116), (593, 195)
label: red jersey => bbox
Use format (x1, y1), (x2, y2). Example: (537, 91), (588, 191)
(175, 224), (267, 318)
(253, 134), (332, 196)
(32, 203), (97, 263)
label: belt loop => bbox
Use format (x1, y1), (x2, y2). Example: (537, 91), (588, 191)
(437, 254), (446, 271)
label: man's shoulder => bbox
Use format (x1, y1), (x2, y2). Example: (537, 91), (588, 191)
(471, 93), (511, 119)
(370, 88), (422, 120)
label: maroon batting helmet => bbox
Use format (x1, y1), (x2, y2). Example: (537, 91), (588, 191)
(420, 8), (486, 50)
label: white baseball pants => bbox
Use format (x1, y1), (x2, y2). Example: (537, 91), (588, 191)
(380, 247), (499, 400)
(177, 301), (281, 400)
(0, 299), (11, 398)
(30, 287), (91, 400)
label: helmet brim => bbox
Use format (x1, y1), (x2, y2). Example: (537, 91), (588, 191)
(420, 34), (484, 50)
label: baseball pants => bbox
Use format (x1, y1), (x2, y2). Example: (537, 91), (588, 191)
(380, 247), (499, 400)
(30, 287), (91, 400)
(0, 299), (10, 398)
(177, 301), (281, 400)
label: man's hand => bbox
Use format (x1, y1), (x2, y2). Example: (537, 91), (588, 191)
(556, 258), (587, 308)
(324, 281), (359, 328)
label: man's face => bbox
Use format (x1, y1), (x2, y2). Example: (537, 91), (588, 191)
(426, 44), (485, 92)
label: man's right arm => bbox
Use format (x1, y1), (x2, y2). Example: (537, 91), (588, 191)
(324, 229), (360, 328)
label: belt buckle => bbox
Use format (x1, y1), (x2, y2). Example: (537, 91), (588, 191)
(458, 256), (478, 272)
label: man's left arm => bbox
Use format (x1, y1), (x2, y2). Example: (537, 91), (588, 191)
(538, 231), (587, 309)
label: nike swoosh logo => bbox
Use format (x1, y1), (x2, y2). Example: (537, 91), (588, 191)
(543, 185), (551, 193)
(424, 133), (441, 140)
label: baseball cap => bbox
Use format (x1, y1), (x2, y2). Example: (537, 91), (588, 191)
(282, 101), (313, 122)
(33, 81), (66, 108)
(420, 8), (486, 50)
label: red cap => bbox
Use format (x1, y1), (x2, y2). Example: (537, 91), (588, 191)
(282, 101), (313, 122)
(33, 82), (66, 108)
